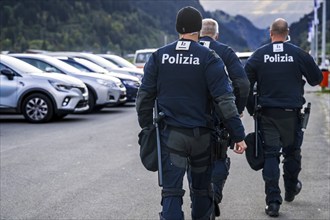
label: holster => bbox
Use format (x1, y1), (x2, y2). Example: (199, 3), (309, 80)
(212, 126), (232, 160)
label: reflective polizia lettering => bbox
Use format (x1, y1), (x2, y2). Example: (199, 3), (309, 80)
(264, 54), (294, 63)
(162, 54), (200, 65)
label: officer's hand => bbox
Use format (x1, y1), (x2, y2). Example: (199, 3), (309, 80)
(233, 140), (247, 154)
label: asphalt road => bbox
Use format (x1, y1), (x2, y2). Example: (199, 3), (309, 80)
(0, 88), (329, 220)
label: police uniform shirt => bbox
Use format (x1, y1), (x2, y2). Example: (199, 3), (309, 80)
(245, 41), (323, 109)
(199, 36), (249, 114)
(140, 39), (233, 129)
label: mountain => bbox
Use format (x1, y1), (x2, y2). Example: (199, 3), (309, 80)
(0, 0), (327, 55)
(209, 11), (268, 51)
(128, 0), (266, 51)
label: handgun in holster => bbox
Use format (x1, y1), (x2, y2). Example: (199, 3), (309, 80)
(301, 102), (311, 131)
(212, 123), (234, 161)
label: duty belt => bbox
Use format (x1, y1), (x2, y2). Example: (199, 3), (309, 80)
(168, 125), (211, 137)
(262, 107), (301, 112)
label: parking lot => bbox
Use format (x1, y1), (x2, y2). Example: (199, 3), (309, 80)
(0, 89), (329, 219)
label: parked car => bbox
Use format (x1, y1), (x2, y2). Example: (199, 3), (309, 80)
(236, 51), (253, 66)
(133, 48), (157, 69)
(0, 55), (89, 123)
(54, 56), (140, 103)
(44, 52), (144, 80)
(97, 54), (138, 69)
(10, 54), (127, 112)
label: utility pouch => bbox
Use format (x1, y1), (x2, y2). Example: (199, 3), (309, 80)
(245, 131), (264, 171)
(138, 125), (158, 172)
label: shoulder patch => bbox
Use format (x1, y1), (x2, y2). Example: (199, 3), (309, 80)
(200, 40), (210, 48)
(176, 41), (191, 51)
(273, 43), (284, 52)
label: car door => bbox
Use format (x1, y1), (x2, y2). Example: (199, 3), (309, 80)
(0, 63), (20, 109)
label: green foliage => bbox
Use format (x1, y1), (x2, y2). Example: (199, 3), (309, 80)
(0, 0), (168, 54)
(0, 0), (328, 55)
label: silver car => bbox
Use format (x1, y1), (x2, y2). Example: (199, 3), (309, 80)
(10, 53), (127, 112)
(0, 55), (89, 123)
(44, 52), (144, 80)
(97, 54), (138, 69)
(53, 56), (141, 103)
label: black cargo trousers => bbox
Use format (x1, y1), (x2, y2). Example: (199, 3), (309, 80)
(159, 125), (214, 220)
(259, 108), (303, 205)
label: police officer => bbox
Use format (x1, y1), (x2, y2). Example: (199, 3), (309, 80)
(199, 18), (250, 217)
(244, 18), (323, 217)
(136, 6), (247, 220)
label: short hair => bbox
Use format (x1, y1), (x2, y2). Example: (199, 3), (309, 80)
(200, 18), (219, 37)
(270, 18), (289, 36)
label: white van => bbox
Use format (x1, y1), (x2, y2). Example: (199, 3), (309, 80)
(133, 48), (157, 69)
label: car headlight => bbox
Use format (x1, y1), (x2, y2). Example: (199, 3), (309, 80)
(122, 79), (140, 88)
(49, 80), (73, 92)
(96, 78), (117, 88)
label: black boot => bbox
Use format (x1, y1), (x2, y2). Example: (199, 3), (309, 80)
(265, 202), (280, 217)
(285, 180), (302, 202)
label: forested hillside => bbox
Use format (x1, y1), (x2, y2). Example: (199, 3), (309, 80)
(1, 0), (164, 55)
(0, 0), (328, 56)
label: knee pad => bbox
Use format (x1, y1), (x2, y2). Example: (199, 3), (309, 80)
(190, 185), (213, 199)
(162, 188), (185, 198)
(160, 189), (186, 219)
(161, 188), (185, 206)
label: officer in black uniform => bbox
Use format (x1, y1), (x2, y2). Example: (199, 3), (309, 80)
(199, 18), (250, 217)
(136, 6), (247, 220)
(245, 18), (323, 217)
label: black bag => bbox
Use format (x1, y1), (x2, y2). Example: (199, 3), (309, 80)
(245, 132), (264, 171)
(138, 125), (158, 172)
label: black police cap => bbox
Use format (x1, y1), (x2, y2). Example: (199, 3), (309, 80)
(176, 6), (202, 34)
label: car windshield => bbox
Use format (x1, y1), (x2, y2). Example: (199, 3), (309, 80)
(74, 58), (109, 73)
(3, 55), (44, 74)
(81, 54), (119, 70)
(105, 55), (136, 68)
(44, 56), (83, 74)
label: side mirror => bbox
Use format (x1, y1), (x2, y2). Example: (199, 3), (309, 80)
(1, 69), (15, 80)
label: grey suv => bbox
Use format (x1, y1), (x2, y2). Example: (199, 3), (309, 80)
(0, 55), (89, 123)
(45, 52), (144, 80)
(11, 54), (127, 112)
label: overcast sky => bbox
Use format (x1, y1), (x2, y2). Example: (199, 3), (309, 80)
(200, 0), (315, 28)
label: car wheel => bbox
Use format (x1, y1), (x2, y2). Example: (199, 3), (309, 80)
(22, 93), (54, 123)
(85, 90), (96, 113)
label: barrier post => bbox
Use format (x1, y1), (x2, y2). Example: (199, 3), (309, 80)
(319, 69), (329, 91)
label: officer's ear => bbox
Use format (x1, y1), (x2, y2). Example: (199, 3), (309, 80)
(215, 33), (219, 40)
(269, 29), (273, 38)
